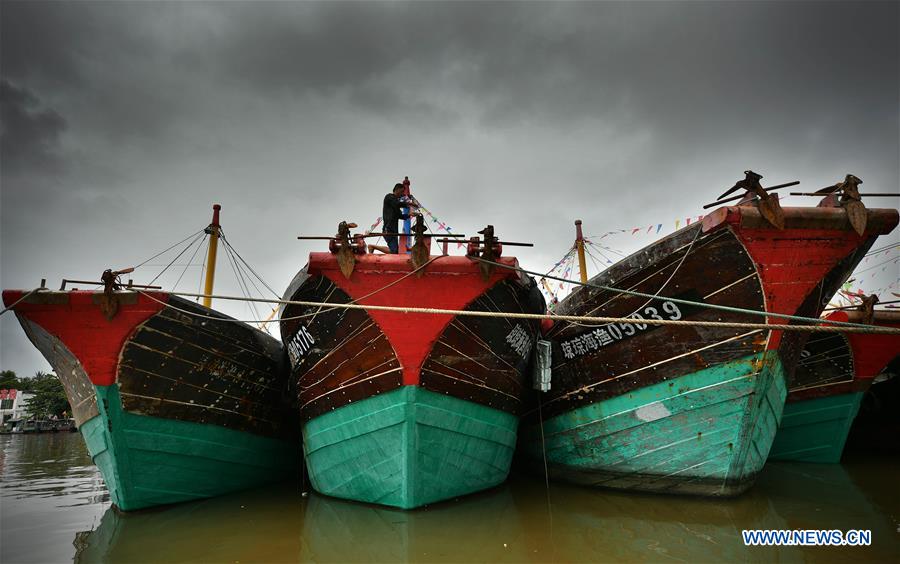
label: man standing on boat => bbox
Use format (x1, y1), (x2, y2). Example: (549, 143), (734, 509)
(369, 182), (418, 254)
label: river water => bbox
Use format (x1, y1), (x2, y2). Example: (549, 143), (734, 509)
(1, 432), (898, 563)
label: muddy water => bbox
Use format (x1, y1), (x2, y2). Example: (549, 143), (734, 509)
(1, 433), (898, 563)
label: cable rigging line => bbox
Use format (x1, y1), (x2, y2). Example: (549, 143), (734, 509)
(147, 232), (207, 286)
(865, 242), (899, 256)
(218, 231), (281, 298)
(583, 245), (606, 278)
(567, 227), (702, 328)
(852, 256), (899, 275)
(220, 237), (264, 327)
(584, 241), (615, 266)
(133, 229), (205, 270)
(172, 234), (209, 292)
(223, 239), (270, 313)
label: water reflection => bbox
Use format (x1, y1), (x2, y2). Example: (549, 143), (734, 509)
(300, 485), (531, 562)
(2, 432), (898, 563)
(72, 463), (900, 563)
(1, 434), (109, 564)
(73, 485), (305, 563)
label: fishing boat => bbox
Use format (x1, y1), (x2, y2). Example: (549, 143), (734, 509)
(769, 307), (900, 463)
(281, 214), (545, 509)
(2, 205), (299, 511)
(845, 354), (900, 453)
(520, 171), (898, 496)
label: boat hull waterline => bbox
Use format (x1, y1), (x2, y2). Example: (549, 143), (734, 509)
(522, 205), (898, 496)
(770, 310), (900, 463)
(281, 253), (545, 509)
(3, 290), (300, 511)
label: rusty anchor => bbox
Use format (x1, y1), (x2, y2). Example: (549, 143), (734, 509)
(98, 267), (134, 320)
(469, 225), (505, 280)
(716, 170), (785, 230)
(858, 293), (879, 325)
(408, 213), (430, 275)
(461, 226), (531, 280)
(332, 221), (359, 279)
(813, 174), (867, 236)
(478, 225), (496, 280)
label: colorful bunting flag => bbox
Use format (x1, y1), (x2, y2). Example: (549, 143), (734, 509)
(365, 217), (383, 235)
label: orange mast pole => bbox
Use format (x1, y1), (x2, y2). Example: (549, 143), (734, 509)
(575, 219), (588, 284)
(202, 204), (221, 308)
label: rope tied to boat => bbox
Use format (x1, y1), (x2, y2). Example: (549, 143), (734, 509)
(135, 290), (900, 335)
(469, 255), (884, 330)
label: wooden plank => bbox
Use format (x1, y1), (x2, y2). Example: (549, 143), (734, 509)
(118, 301), (294, 439)
(540, 227), (767, 419)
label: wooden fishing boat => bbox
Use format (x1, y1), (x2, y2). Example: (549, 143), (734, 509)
(769, 308), (900, 463)
(281, 219), (544, 509)
(519, 172), (898, 496)
(845, 355), (900, 453)
(1, 206), (299, 511)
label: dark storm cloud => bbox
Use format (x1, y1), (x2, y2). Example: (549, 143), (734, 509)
(3, 2), (896, 141)
(160, 1), (899, 197)
(195, 2), (898, 129)
(0, 80), (67, 174)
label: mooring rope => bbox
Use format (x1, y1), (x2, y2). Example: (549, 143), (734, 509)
(136, 290), (900, 335)
(131, 255), (452, 326)
(471, 256), (877, 330)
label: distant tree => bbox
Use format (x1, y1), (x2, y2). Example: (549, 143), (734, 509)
(14, 372), (36, 393)
(24, 372), (70, 419)
(0, 370), (19, 389)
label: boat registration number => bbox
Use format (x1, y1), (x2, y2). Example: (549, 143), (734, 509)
(505, 323), (533, 360)
(559, 300), (684, 360)
(287, 325), (316, 367)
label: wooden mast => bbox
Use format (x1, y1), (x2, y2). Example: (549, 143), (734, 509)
(575, 219), (588, 284)
(202, 204), (221, 308)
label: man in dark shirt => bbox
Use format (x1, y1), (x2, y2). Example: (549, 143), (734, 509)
(370, 183), (417, 254)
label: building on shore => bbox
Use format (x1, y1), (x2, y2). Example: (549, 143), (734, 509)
(1, 389), (34, 426)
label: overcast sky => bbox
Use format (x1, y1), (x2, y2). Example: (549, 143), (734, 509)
(2, 1), (898, 378)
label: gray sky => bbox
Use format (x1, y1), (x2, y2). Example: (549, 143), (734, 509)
(2, 1), (898, 378)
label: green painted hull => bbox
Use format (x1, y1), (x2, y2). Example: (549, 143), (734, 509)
(522, 353), (786, 496)
(80, 385), (298, 511)
(768, 392), (864, 464)
(303, 386), (518, 509)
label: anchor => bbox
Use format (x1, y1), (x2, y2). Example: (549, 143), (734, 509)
(331, 221), (359, 279)
(813, 174), (867, 236)
(859, 293), (879, 325)
(99, 267), (134, 319)
(715, 170), (786, 230)
(460, 225), (532, 280)
(408, 213), (430, 275)
(790, 173), (900, 235)
(477, 225), (498, 280)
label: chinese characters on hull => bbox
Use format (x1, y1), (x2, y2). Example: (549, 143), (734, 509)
(559, 300), (684, 360)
